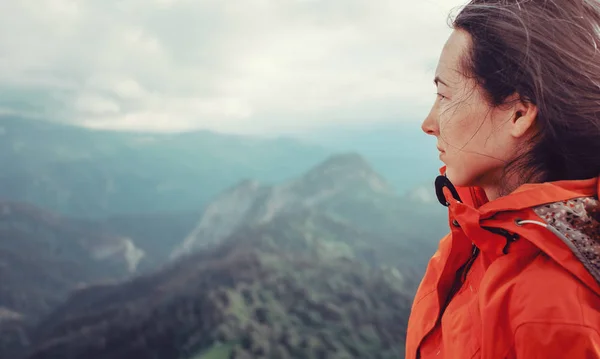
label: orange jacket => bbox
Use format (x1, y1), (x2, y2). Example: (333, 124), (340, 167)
(406, 168), (600, 359)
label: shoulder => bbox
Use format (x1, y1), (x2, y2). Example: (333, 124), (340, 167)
(478, 249), (600, 357)
(483, 249), (600, 330)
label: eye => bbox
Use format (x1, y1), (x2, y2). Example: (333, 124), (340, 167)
(436, 92), (447, 101)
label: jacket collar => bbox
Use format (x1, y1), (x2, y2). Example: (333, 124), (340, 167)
(436, 166), (600, 293)
(436, 166), (598, 216)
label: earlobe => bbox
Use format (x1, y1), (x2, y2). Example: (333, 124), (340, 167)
(510, 101), (538, 139)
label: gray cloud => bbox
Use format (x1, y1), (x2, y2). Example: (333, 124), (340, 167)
(0, 0), (462, 134)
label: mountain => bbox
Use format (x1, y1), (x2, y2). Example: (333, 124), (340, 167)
(0, 116), (330, 218)
(0, 147), (448, 358)
(0, 117), (442, 219)
(295, 123), (442, 195)
(0, 154), (448, 359)
(0, 201), (142, 322)
(172, 153), (446, 274)
(21, 214), (415, 359)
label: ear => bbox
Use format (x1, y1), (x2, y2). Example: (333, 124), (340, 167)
(508, 94), (538, 139)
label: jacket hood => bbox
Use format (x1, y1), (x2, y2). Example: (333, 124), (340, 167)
(437, 166), (600, 289)
(532, 196), (600, 283)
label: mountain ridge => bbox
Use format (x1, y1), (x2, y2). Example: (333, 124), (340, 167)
(0, 126), (447, 359)
(0, 116), (331, 218)
(172, 152), (444, 264)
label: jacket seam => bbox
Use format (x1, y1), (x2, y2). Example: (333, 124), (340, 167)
(469, 348), (481, 359)
(577, 285), (586, 326)
(514, 320), (600, 330)
(413, 289), (436, 306)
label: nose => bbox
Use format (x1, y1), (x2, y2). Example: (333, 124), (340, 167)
(421, 110), (438, 136)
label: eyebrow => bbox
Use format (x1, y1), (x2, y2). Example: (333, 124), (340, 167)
(434, 76), (449, 87)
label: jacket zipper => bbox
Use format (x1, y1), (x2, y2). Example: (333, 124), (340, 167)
(416, 244), (479, 359)
(416, 227), (519, 357)
(443, 244), (479, 311)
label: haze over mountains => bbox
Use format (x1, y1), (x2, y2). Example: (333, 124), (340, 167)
(0, 117), (328, 218)
(0, 116), (447, 359)
(0, 117), (439, 217)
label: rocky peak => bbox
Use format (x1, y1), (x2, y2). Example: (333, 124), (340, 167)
(297, 153), (394, 195)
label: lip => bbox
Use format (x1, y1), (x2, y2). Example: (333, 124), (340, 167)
(437, 146), (445, 153)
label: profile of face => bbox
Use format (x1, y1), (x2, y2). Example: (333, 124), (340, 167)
(421, 29), (537, 199)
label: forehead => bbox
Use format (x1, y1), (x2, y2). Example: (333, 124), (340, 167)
(435, 29), (472, 81)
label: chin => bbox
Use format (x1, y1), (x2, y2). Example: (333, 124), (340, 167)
(444, 167), (477, 188)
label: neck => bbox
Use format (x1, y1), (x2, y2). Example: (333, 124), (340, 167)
(479, 170), (522, 201)
(482, 186), (503, 201)
(481, 172), (535, 201)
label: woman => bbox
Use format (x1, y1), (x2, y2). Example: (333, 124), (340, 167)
(406, 0), (600, 358)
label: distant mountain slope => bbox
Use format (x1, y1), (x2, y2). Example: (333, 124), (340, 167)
(0, 310), (28, 358)
(173, 153), (446, 273)
(0, 152), (449, 359)
(77, 210), (204, 272)
(23, 213), (415, 359)
(0, 201), (142, 321)
(0, 116), (329, 217)
(210, 210), (427, 289)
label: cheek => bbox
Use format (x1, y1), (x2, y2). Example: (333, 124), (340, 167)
(443, 132), (507, 187)
(438, 108), (475, 148)
(439, 103), (495, 152)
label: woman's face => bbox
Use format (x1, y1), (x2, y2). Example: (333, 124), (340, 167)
(421, 29), (531, 198)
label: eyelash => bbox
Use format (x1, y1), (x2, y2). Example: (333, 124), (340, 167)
(436, 93), (447, 100)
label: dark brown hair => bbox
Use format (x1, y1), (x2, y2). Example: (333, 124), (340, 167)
(452, 0), (600, 185)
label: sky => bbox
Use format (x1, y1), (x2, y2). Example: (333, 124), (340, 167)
(0, 0), (464, 135)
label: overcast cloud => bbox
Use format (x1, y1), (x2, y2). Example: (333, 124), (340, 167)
(0, 0), (463, 134)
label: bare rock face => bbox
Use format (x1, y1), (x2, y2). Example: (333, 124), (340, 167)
(171, 180), (264, 259)
(89, 237), (145, 273)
